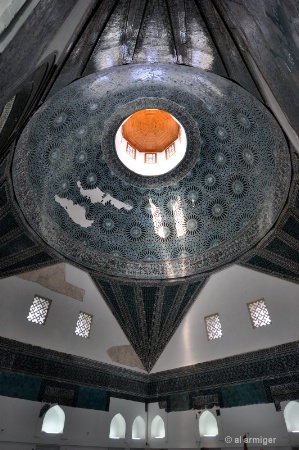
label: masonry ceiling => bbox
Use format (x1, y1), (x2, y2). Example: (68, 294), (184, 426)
(1, 0), (299, 383)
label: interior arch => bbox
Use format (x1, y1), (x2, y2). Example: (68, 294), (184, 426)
(41, 405), (65, 434)
(132, 415), (146, 439)
(151, 414), (165, 439)
(109, 413), (126, 439)
(199, 410), (218, 437)
(284, 401), (299, 432)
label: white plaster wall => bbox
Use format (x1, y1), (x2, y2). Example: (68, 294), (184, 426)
(0, 264), (145, 371)
(1, 263), (299, 374)
(153, 265), (299, 372)
(0, 397), (298, 449)
(148, 401), (299, 449)
(0, 396), (147, 449)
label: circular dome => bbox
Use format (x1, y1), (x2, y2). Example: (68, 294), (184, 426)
(115, 109), (187, 176)
(13, 64), (291, 280)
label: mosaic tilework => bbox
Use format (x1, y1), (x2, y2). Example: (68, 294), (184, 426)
(193, 394), (219, 410)
(77, 386), (109, 411)
(0, 337), (299, 410)
(94, 277), (206, 371)
(243, 255), (299, 281)
(0, 337), (148, 402)
(0, 234), (35, 260)
(148, 340), (299, 398)
(13, 64), (291, 280)
(0, 371), (41, 401)
(0, 166), (60, 280)
(169, 392), (191, 411)
(221, 382), (267, 407)
(42, 384), (76, 407)
(239, 151), (299, 284)
(270, 382), (299, 402)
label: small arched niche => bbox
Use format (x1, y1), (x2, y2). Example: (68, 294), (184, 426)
(284, 401), (299, 432)
(199, 410), (218, 437)
(109, 413), (126, 439)
(132, 415), (146, 440)
(41, 405), (65, 434)
(151, 415), (165, 439)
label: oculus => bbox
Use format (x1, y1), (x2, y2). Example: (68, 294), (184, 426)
(115, 109), (187, 176)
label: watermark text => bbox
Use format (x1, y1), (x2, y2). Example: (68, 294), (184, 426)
(225, 436), (277, 445)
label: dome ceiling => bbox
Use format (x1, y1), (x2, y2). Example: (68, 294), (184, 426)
(13, 65), (290, 280)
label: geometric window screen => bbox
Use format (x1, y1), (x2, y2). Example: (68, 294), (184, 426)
(248, 298), (271, 328)
(126, 143), (136, 159)
(145, 153), (157, 164)
(166, 143), (176, 159)
(27, 295), (51, 325)
(204, 313), (223, 340)
(75, 311), (93, 338)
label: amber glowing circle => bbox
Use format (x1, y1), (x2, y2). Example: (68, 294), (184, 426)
(115, 109), (187, 176)
(122, 109), (180, 152)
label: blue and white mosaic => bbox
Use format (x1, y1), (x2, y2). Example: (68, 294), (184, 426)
(13, 64), (291, 279)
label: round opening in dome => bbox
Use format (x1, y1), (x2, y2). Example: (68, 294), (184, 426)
(115, 109), (187, 176)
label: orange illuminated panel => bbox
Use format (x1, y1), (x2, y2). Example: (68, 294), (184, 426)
(165, 143), (176, 160)
(126, 143), (136, 159)
(145, 153), (157, 164)
(122, 109), (180, 153)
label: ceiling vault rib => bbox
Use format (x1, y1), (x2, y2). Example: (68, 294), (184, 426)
(122, 0), (148, 63)
(130, 0), (149, 63)
(148, 286), (165, 368)
(194, 0), (228, 76)
(158, 284), (188, 345)
(210, 0), (265, 100)
(134, 285), (150, 370)
(80, 0), (120, 76)
(165, 0), (181, 64)
(112, 283), (144, 356)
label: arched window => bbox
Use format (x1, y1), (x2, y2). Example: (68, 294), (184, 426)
(151, 415), (165, 439)
(199, 410), (218, 437)
(284, 401), (299, 432)
(41, 405), (65, 434)
(109, 413), (126, 439)
(132, 415), (145, 440)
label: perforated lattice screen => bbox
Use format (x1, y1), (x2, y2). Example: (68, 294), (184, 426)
(27, 295), (51, 325)
(126, 143), (136, 159)
(205, 313), (222, 340)
(145, 153), (156, 164)
(75, 311), (93, 338)
(166, 143), (175, 159)
(248, 298), (271, 328)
